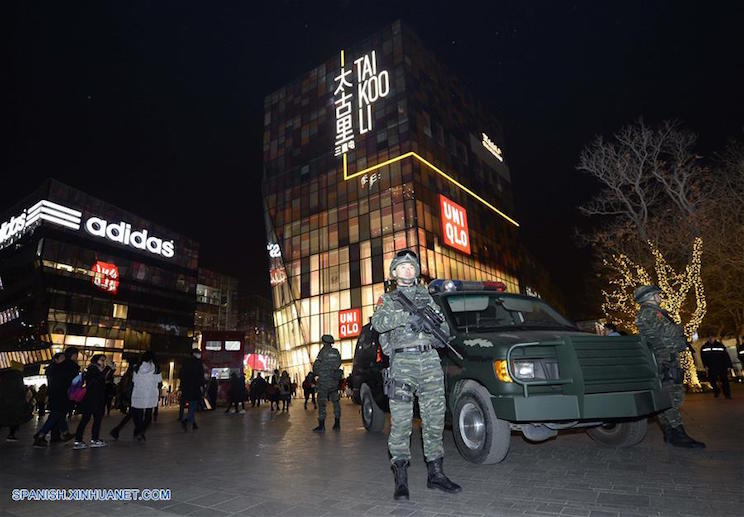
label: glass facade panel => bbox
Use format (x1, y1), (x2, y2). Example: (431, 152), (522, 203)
(263, 21), (522, 379)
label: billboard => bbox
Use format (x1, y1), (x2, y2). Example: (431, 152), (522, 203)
(338, 308), (362, 339)
(439, 195), (471, 255)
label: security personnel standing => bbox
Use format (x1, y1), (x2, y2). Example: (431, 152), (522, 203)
(700, 335), (733, 399)
(737, 337), (744, 374)
(635, 285), (705, 448)
(371, 250), (461, 500)
(312, 334), (341, 432)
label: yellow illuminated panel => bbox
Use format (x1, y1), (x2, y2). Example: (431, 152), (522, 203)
(343, 151), (519, 227)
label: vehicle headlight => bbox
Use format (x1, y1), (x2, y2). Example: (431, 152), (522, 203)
(512, 360), (535, 380)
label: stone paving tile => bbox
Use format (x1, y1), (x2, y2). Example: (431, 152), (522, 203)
(2, 391), (742, 517)
(595, 493), (649, 508)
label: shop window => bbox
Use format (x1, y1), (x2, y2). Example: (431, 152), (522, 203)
(205, 340), (222, 351)
(113, 303), (128, 319)
(225, 341), (241, 351)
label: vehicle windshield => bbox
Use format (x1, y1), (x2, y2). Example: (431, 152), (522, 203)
(443, 294), (575, 332)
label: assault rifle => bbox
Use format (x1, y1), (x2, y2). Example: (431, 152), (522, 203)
(392, 290), (463, 361)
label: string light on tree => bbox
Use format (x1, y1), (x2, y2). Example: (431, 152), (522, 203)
(601, 238), (705, 390)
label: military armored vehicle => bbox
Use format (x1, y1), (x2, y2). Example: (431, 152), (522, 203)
(351, 279), (671, 464)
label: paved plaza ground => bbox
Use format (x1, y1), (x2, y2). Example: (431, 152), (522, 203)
(1, 384), (742, 517)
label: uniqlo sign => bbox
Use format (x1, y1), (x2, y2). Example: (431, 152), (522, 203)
(439, 195), (471, 255)
(92, 261), (119, 294)
(338, 308), (362, 339)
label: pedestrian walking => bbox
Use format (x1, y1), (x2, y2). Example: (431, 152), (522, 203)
(130, 352), (162, 441)
(279, 370), (291, 412)
(179, 349), (204, 431)
(312, 334), (342, 432)
(371, 249), (461, 500)
(35, 384), (48, 417)
(73, 354), (108, 449)
(635, 285), (705, 448)
(250, 372), (266, 407)
(701, 334), (733, 399)
(33, 349), (79, 447)
(207, 377), (218, 410)
(302, 372), (316, 409)
(226, 372), (243, 414)
(109, 364), (134, 440)
(103, 359), (116, 416)
(0, 362), (33, 441)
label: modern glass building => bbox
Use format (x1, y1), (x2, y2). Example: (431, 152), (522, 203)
(263, 21), (523, 379)
(0, 179), (199, 376)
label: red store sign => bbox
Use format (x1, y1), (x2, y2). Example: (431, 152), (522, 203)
(338, 308), (362, 339)
(92, 261), (119, 294)
(439, 195), (471, 255)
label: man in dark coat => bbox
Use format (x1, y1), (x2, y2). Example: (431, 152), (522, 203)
(0, 362), (32, 441)
(179, 349), (205, 431)
(33, 348), (79, 447)
(701, 335), (733, 399)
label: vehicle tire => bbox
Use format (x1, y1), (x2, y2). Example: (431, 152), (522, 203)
(587, 418), (648, 447)
(452, 382), (510, 464)
(361, 384), (385, 432)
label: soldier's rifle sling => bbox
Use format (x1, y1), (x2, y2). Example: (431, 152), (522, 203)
(393, 290), (463, 361)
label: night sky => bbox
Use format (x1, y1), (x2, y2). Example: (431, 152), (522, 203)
(5, 1), (743, 319)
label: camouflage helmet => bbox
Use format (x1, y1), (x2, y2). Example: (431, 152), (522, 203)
(633, 285), (661, 304)
(389, 249), (420, 278)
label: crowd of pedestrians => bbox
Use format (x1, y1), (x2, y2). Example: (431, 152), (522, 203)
(0, 343), (361, 449)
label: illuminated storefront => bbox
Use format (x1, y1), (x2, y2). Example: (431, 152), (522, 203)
(263, 21), (522, 380)
(0, 179), (198, 376)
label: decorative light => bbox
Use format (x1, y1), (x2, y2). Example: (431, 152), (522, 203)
(601, 237), (705, 390)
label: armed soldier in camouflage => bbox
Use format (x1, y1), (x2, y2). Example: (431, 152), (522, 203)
(634, 285), (705, 448)
(371, 250), (461, 501)
(312, 334), (342, 433)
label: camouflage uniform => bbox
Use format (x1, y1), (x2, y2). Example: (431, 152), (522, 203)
(635, 303), (688, 429)
(371, 283), (449, 463)
(313, 341), (341, 422)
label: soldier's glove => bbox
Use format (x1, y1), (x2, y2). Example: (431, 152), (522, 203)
(409, 312), (426, 333)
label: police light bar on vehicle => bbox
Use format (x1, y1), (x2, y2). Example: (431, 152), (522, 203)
(428, 279), (507, 294)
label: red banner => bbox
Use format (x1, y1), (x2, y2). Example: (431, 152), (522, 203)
(338, 308), (362, 339)
(439, 195), (471, 255)
(92, 261), (119, 294)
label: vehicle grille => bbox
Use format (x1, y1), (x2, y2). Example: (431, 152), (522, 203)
(570, 336), (658, 394)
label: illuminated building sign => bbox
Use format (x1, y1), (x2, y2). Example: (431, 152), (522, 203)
(267, 243), (281, 258)
(85, 218), (174, 258)
(0, 200), (82, 248)
(0, 199), (176, 258)
(360, 172), (380, 189)
(92, 261), (119, 294)
(333, 49), (390, 157)
(270, 266), (287, 286)
(338, 308), (362, 339)
(440, 195), (471, 255)
(481, 133), (504, 162)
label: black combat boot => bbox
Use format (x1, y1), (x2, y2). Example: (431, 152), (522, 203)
(426, 458), (462, 494)
(332, 417), (340, 431)
(313, 419), (325, 433)
(677, 426), (705, 448)
(391, 460), (410, 500)
(663, 425), (705, 448)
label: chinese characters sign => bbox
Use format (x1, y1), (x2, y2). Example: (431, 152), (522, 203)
(333, 49), (390, 157)
(439, 195), (471, 255)
(338, 308), (362, 339)
(92, 261), (119, 294)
